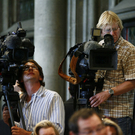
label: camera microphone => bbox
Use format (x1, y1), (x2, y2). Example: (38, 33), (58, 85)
(4, 35), (22, 49)
(83, 41), (102, 55)
(21, 38), (35, 57)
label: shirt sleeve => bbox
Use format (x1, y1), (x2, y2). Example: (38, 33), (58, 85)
(122, 46), (135, 80)
(48, 92), (65, 135)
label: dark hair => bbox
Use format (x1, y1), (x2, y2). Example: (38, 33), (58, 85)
(17, 59), (45, 92)
(68, 108), (103, 134)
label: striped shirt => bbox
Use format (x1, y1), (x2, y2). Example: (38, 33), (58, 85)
(16, 86), (65, 135)
(96, 36), (135, 118)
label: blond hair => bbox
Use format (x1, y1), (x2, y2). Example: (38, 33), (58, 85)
(96, 11), (123, 31)
(103, 118), (123, 135)
(33, 120), (59, 135)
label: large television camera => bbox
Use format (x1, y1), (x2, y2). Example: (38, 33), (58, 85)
(0, 22), (34, 85)
(0, 22), (34, 129)
(58, 28), (117, 109)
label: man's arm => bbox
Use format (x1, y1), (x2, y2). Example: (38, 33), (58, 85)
(89, 79), (135, 107)
(11, 125), (32, 135)
(3, 106), (10, 126)
(49, 92), (65, 135)
(2, 106), (33, 135)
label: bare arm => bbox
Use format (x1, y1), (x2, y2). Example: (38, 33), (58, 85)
(89, 80), (135, 107)
(112, 80), (135, 95)
(11, 125), (32, 135)
(3, 106), (10, 126)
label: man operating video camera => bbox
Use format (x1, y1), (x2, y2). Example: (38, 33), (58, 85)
(89, 11), (135, 135)
(1, 23), (65, 135)
(3, 59), (65, 135)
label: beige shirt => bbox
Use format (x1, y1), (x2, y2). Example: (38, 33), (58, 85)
(96, 36), (135, 118)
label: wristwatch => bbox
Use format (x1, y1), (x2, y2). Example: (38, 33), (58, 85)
(108, 88), (114, 97)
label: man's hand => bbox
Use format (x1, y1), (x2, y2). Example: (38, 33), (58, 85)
(89, 90), (111, 107)
(11, 125), (32, 135)
(3, 106), (10, 126)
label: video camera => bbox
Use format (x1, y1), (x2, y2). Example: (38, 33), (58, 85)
(0, 22), (34, 129)
(0, 22), (34, 85)
(58, 28), (117, 109)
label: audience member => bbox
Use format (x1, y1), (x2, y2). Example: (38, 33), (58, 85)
(33, 120), (59, 135)
(68, 108), (107, 135)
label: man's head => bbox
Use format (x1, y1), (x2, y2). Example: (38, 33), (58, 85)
(68, 108), (106, 135)
(18, 59), (45, 92)
(34, 120), (59, 135)
(96, 11), (123, 43)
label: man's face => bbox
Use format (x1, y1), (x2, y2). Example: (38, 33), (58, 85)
(38, 127), (56, 135)
(101, 22), (121, 43)
(77, 114), (107, 135)
(22, 62), (42, 83)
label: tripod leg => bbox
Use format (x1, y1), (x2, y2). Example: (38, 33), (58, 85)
(17, 101), (26, 130)
(6, 96), (15, 127)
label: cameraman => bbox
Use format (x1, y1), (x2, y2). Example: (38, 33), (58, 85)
(3, 59), (65, 135)
(89, 11), (135, 135)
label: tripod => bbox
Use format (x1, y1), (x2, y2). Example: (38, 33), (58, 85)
(70, 70), (104, 111)
(0, 71), (26, 131)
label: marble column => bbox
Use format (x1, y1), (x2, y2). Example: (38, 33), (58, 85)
(34, 0), (66, 100)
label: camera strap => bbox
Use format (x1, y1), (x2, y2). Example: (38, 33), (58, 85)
(58, 44), (85, 85)
(58, 53), (82, 85)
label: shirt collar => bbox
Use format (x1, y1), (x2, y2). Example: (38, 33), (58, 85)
(33, 85), (45, 97)
(114, 36), (123, 49)
(20, 85), (45, 102)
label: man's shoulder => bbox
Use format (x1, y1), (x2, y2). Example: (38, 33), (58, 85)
(42, 87), (60, 97)
(119, 37), (135, 48)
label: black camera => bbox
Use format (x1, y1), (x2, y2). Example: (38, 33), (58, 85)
(0, 22), (34, 129)
(70, 28), (117, 78)
(0, 22), (34, 63)
(0, 22), (34, 85)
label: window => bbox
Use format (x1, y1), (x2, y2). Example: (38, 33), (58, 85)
(8, 0), (34, 27)
(17, 0), (34, 21)
(122, 20), (135, 46)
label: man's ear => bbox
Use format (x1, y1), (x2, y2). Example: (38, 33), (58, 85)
(69, 131), (76, 135)
(39, 76), (43, 81)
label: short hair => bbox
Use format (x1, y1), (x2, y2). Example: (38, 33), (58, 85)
(68, 108), (103, 134)
(17, 59), (45, 92)
(33, 120), (59, 135)
(96, 11), (123, 31)
(103, 118), (123, 135)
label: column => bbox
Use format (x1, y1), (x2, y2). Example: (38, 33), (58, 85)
(34, 0), (67, 100)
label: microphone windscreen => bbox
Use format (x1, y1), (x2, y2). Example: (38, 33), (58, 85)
(83, 41), (102, 54)
(21, 38), (35, 57)
(4, 35), (22, 49)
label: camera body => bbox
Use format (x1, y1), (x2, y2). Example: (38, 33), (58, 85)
(69, 28), (117, 78)
(0, 22), (34, 85)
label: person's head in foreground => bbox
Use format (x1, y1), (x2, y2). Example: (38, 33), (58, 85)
(33, 120), (59, 135)
(103, 118), (123, 135)
(68, 108), (107, 135)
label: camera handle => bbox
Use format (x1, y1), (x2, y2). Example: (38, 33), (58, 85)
(0, 85), (26, 130)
